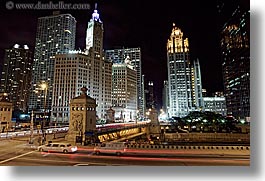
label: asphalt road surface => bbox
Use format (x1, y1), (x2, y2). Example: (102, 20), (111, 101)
(0, 139), (249, 166)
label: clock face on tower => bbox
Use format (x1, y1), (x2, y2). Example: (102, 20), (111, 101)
(95, 30), (101, 37)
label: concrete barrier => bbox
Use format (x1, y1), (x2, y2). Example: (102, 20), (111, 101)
(165, 133), (250, 143)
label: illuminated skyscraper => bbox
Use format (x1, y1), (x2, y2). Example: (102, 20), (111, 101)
(0, 44), (33, 112)
(51, 6), (112, 121)
(146, 81), (155, 109)
(112, 61), (137, 121)
(85, 5), (112, 118)
(220, 2), (250, 120)
(203, 96), (227, 116)
(52, 52), (91, 123)
(105, 47), (144, 117)
(166, 24), (192, 118)
(191, 59), (203, 110)
(28, 12), (76, 118)
(162, 80), (169, 116)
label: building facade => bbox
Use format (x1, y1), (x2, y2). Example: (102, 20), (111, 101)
(220, 3), (250, 120)
(162, 80), (169, 117)
(28, 12), (76, 119)
(0, 44), (33, 112)
(84, 7), (112, 119)
(146, 81), (155, 109)
(203, 96), (227, 116)
(52, 53), (90, 123)
(52, 50), (112, 123)
(167, 24), (192, 118)
(112, 63), (137, 121)
(0, 94), (13, 132)
(202, 89), (207, 97)
(191, 59), (203, 110)
(105, 48), (144, 117)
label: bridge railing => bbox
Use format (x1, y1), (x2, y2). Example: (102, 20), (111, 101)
(97, 122), (149, 134)
(126, 144), (250, 151)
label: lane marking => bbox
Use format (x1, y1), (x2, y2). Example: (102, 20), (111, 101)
(73, 162), (129, 166)
(42, 153), (50, 157)
(8, 155), (249, 166)
(10, 157), (131, 166)
(0, 150), (36, 164)
(87, 153), (94, 156)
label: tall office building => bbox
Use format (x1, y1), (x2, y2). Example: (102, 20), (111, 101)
(146, 81), (155, 109)
(202, 89), (207, 97)
(191, 59), (203, 110)
(28, 12), (76, 119)
(52, 51), (112, 122)
(219, 1), (250, 120)
(84, 6), (112, 118)
(167, 24), (192, 118)
(162, 80), (169, 117)
(51, 6), (112, 121)
(51, 53), (90, 123)
(105, 48), (144, 117)
(203, 96), (227, 116)
(141, 74), (146, 118)
(112, 62), (137, 121)
(0, 44), (33, 112)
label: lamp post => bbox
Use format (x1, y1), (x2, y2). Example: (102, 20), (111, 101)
(6, 121), (9, 138)
(40, 82), (48, 144)
(40, 82), (48, 127)
(29, 110), (34, 144)
(0, 113), (2, 133)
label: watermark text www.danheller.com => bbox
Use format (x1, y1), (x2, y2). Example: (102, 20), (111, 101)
(6, 1), (91, 10)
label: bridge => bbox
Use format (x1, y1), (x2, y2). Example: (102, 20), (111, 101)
(96, 121), (150, 142)
(2, 120), (250, 146)
(0, 121), (152, 143)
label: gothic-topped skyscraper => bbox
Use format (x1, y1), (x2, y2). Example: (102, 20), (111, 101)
(167, 24), (192, 117)
(167, 24), (202, 118)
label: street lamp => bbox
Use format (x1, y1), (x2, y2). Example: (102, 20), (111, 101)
(29, 110), (34, 144)
(40, 82), (48, 128)
(0, 113), (2, 133)
(40, 82), (48, 144)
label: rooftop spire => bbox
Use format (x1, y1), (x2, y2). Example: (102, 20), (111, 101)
(91, 3), (101, 22)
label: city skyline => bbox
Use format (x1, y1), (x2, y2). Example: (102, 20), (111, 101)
(0, 0), (251, 169)
(0, 0), (249, 109)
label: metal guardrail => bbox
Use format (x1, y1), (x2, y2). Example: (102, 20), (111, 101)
(97, 123), (149, 134)
(126, 144), (250, 151)
(0, 127), (68, 139)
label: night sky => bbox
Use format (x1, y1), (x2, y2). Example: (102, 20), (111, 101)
(0, 0), (249, 108)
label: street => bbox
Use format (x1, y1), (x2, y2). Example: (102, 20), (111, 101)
(0, 138), (249, 166)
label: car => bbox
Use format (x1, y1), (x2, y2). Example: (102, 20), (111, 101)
(93, 142), (127, 156)
(37, 142), (77, 153)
